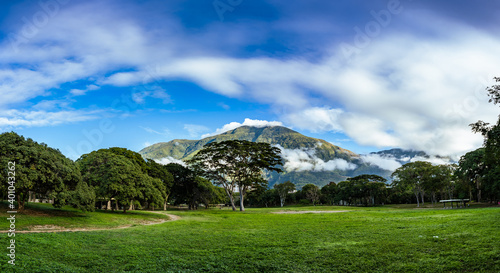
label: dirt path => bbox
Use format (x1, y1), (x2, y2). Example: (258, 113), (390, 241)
(1, 213), (181, 234)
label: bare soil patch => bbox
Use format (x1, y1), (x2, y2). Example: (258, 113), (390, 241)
(0, 213), (180, 233)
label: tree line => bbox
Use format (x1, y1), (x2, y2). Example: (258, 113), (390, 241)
(1, 78), (498, 211)
(0, 134), (226, 213)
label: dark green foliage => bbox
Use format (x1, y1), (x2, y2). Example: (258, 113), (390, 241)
(301, 184), (321, 205)
(466, 77), (500, 203)
(274, 181), (295, 207)
(165, 163), (222, 210)
(321, 182), (337, 205)
(0, 132), (86, 210)
(77, 149), (157, 212)
(391, 161), (434, 207)
(146, 159), (174, 209)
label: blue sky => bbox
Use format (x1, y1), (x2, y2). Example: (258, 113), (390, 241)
(1, 0), (499, 160)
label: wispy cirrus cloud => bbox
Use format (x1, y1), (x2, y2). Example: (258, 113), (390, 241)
(0, 109), (102, 129)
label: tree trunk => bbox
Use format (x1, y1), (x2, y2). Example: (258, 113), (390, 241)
(477, 180), (481, 202)
(107, 200), (111, 210)
(280, 196), (284, 207)
(163, 194), (169, 210)
(239, 190), (245, 211)
(17, 193), (25, 211)
(414, 191), (420, 207)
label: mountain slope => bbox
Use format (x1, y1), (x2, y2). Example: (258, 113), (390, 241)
(140, 126), (366, 188)
(140, 126), (357, 161)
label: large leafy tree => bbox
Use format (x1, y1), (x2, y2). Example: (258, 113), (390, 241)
(77, 149), (151, 213)
(467, 77), (500, 203)
(391, 161), (433, 207)
(321, 182), (338, 205)
(348, 175), (387, 206)
(301, 184), (321, 206)
(165, 163), (200, 210)
(274, 181), (295, 207)
(188, 140), (282, 211)
(146, 159), (174, 210)
(105, 148), (169, 210)
(427, 164), (456, 202)
(0, 132), (89, 211)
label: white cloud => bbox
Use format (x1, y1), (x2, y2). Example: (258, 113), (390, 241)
(154, 157), (186, 167)
(361, 152), (455, 172)
(132, 86), (171, 104)
(1, 2), (499, 160)
(410, 156), (453, 166)
(276, 144), (357, 172)
(201, 118), (284, 138)
(284, 107), (344, 132)
(0, 109), (101, 129)
(184, 124), (210, 138)
(70, 84), (100, 96)
(140, 126), (170, 137)
(360, 154), (402, 172)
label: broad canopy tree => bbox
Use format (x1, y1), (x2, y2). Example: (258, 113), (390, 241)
(188, 140), (282, 211)
(77, 148), (167, 212)
(391, 161), (433, 207)
(0, 132), (91, 211)
(274, 181), (295, 207)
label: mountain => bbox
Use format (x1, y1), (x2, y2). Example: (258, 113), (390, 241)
(369, 148), (455, 165)
(370, 148), (428, 160)
(139, 126), (410, 188)
(140, 126), (356, 161)
(140, 126), (375, 188)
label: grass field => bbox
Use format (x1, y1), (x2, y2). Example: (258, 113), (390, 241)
(1, 203), (499, 272)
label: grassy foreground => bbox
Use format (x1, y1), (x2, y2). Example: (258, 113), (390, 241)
(1, 204), (499, 272)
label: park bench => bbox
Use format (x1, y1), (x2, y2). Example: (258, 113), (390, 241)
(439, 199), (469, 209)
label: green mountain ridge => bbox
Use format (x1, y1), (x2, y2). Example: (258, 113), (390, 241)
(140, 126), (358, 161)
(139, 126), (388, 188)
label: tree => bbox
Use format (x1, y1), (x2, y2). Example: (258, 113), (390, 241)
(321, 182), (338, 205)
(274, 181), (295, 207)
(468, 77), (500, 203)
(302, 184), (320, 206)
(0, 132), (88, 211)
(188, 140), (282, 211)
(391, 161), (433, 207)
(146, 159), (174, 210)
(348, 175), (387, 206)
(336, 180), (354, 205)
(165, 163), (218, 210)
(77, 150), (147, 213)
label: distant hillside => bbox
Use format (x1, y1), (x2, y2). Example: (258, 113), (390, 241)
(370, 148), (427, 160)
(369, 148), (454, 165)
(140, 126), (397, 188)
(140, 126), (357, 161)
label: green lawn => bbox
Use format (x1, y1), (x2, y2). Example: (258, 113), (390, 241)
(1, 203), (499, 272)
(0, 202), (171, 231)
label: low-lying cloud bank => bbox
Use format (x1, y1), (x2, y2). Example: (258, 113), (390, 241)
(360, 154), (402, 172)
(154, 156), (186, 167)
(276, 144), (357, 172)
(360, 153), (455, 172)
